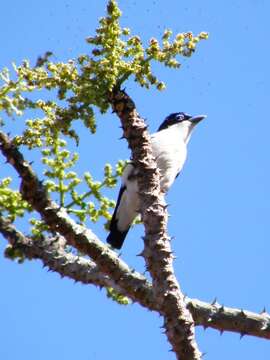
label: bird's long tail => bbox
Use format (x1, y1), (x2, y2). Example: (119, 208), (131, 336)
(106, 223), (130, 250)
(106, 185), (131, 249)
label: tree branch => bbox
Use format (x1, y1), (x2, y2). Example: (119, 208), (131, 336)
(0, 215), (121, 290)
(109, 89), (201, 360)
(187, 298), (270, 340)
(1, 213), (270, 341)
(0, 131), (154, 309)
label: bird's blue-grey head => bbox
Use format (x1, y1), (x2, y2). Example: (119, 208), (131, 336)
(158, 112), (206, 132)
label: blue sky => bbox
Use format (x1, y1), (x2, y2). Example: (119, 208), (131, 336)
(1, 1), (270, 359)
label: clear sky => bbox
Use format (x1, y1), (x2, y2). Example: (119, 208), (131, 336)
(1, 1), (270, 359)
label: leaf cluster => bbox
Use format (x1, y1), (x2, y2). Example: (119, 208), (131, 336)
(86, 0), (208, 91)
(0, 178), (31, 221)
(0, 0), (208, 147)
(106, 286), (130, 305)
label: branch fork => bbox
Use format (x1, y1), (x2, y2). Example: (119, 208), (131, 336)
(1, 89), (270, 360)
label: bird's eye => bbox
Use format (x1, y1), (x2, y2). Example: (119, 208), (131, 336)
(176, 114), (184, 121)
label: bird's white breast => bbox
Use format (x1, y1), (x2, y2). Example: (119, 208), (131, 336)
(150, 123), (190, 192)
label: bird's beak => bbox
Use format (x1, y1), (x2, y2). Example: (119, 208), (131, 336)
(189, 115), (207, 124)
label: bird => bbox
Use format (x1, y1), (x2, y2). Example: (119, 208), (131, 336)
(107, 112), (206, 249)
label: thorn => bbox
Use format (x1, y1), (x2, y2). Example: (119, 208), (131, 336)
(203, 324), (207, 331)
(211, 297), (218, 305)
(136, 251), (145, 257)
(219, 329), (224, 336)
(240, 332), (246, 339)
(240, 309), (246, 317)
(160, 204), (169, 210)
(118, 135), (125, 140)
(260, 306), (267, 314)
(219, 305), (225, 312)
(111, 109), (116, 113)
(202, 352), (207, 358)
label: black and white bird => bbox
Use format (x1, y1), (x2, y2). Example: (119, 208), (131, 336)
(107, 112), (206, 249)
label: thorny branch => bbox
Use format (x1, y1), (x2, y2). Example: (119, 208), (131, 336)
(109, 89), (201, 360)
(0, 130), (154, 309)
(0, 215), (124, 291)
(1, 213), (270, 342)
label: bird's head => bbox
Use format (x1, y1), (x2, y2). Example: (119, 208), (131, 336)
(158, 112), (206, 132)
